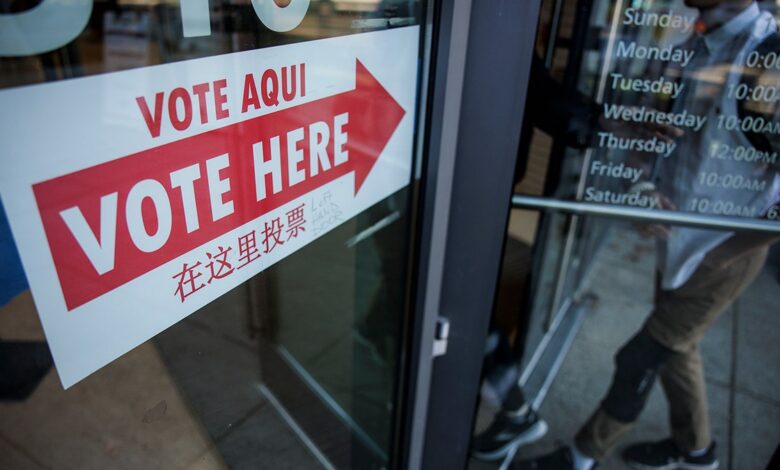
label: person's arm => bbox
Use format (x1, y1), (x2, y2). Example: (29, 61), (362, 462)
(525, 54), (600, 147)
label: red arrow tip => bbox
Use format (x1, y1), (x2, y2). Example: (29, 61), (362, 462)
(348, 59), (406, 195)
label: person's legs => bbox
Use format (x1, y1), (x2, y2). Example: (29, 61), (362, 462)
(472, 322), (553, 461)
(509, 326), (675, 469)
(660, 345), (710, 452)
(574, 409), (632, 461)
(514, 246), (768, 469)
(471, 391), (548, 460)
(472, 345), (549, 460)
(618, 348), (717, 470)
(574, 328), (672, 460)
(620, 246), (768, 468)
(648, 246), (768, 440)
(481, 330), (522, 408)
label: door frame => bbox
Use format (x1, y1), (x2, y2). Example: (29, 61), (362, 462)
(402, 1), (544, 468)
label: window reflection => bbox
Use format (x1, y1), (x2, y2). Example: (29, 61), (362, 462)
(473, 1), (780, 469)
(1, 1), (423, 469)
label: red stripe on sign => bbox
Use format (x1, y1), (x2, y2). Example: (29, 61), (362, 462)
(32, 60), (405, 311)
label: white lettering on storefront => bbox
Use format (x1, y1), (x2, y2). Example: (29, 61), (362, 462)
(616, 40), (696, 67)
(1, 0), (311, 56)
(623, 8), (695, 33)
(609, 73), (684, 99)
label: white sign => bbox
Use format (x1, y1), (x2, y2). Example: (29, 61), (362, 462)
(0, 26), (420, 388)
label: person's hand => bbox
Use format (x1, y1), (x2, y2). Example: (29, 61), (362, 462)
(634, 192), (676, 239)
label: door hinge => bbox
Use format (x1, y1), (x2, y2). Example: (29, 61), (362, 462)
(432, 317), (450, 357)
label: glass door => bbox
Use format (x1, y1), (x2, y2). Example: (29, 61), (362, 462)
(469, 0), (780, 469)
(0, 1), (437, 469)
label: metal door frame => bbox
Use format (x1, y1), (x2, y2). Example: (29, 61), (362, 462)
(401, 1), (544, 468)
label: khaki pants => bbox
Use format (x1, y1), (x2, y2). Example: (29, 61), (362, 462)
(575, 246), (768, 460)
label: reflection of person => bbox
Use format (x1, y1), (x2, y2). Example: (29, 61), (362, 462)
(470, 43), (682, 461)
(473, 37), (690, 461)
(513, 0), (780, 469)
(470, 54), (601, 461)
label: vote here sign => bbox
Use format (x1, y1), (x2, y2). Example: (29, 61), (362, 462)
(0, 27), (419, 388)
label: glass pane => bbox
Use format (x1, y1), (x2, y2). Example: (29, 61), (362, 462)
(471, 1), (780, 469)
(0, 1), (428, 469)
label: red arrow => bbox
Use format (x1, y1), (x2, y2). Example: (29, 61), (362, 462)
(345, 60), (407, 193)
(33, 59), (406, 310)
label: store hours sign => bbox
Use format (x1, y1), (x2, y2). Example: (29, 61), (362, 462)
(0, 27), (419, 387)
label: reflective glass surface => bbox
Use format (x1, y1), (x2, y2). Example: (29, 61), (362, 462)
(471, 1), (780, 469)
(0, 1), (427, 469)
